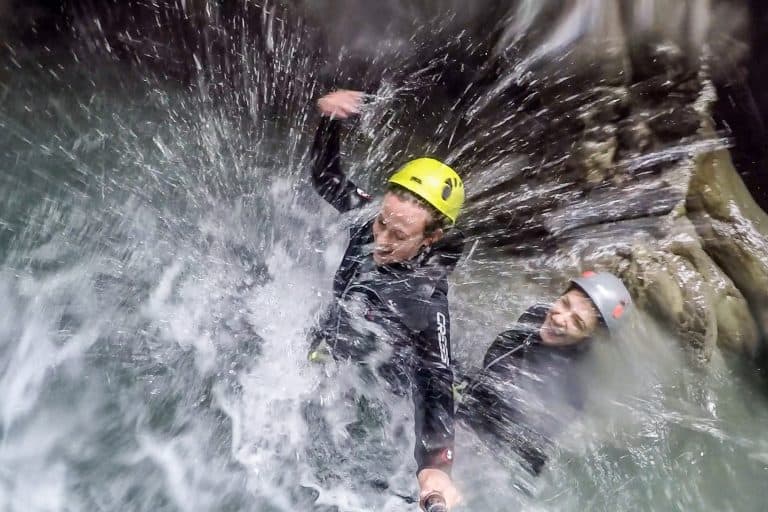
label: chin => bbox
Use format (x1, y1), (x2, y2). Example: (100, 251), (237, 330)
(546, 333), (580, 347)
(540, 328), (568, 346)
(540, 332), (558, 346)
(547, 336), (568, 346)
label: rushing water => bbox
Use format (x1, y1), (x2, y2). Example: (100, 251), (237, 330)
(2, 4), (768, 511)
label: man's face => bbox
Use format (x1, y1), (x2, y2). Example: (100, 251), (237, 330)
(371, 192), (441, 266)
(540, 288), (600, 347)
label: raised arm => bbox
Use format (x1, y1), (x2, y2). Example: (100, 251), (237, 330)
(310, 90), (372, 213)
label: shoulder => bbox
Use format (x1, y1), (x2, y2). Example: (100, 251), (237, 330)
(384, 276), (448, 333)
(493, 303), (549, 347)
(517, 303), (549, 325)
(427, 279), (449, 306)
(347, 215), (375, 239)
(418, 274), (451, 323)
(490, 328), (527, 352)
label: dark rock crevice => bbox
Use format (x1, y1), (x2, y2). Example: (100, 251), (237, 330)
(715, 0), (768, 213)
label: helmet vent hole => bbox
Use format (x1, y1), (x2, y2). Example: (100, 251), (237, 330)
(442, 181), (452, 201)
(409, 176), (422, 185)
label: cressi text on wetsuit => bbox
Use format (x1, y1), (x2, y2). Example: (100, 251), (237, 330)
(308, 116), (462, 475)
(458, 304), (590, 475)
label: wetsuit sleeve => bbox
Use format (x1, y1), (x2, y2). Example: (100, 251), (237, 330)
(412, 296), (455, 475)
(311, 116), (372, 213)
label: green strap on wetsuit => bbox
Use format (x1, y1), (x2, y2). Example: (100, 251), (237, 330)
(452, 379), (469, 404)
(308, 339), (331, 364)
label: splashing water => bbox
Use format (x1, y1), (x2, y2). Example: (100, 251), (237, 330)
(1, 1), (767, 511)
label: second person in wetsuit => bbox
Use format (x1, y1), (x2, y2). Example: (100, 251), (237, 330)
(456, 272), (633, 476)
(307, 90), (465, 510)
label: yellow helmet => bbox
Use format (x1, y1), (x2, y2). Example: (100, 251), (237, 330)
(388, 158), (465, 224)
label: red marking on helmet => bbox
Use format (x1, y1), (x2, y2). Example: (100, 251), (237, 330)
(612, 302), (625, 319)
(582, 270), (596, 278)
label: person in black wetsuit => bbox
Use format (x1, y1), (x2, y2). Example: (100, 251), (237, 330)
(306, 89), (465, 509)
(457, 271), (633, 477)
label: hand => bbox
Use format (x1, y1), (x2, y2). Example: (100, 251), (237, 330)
(418, 468), (462, 510)
(316, 89), (364, 119)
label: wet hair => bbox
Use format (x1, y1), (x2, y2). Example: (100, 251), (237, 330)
(385, 183), (450, 235)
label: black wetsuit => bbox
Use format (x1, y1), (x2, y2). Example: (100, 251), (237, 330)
(458, 305), (590, 475)
(308, 116), (461, 475)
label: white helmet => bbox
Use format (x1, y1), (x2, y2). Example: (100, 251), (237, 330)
(570, 271), (632, 334)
